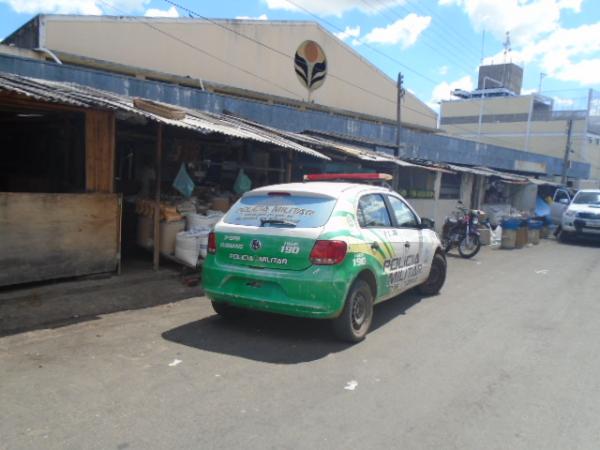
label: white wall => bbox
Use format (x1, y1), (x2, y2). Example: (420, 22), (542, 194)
(410, 199), (458, 233)
(41, 16), (437, 129)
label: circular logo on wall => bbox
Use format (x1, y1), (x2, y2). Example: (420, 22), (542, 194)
(294, 40), (327, 92)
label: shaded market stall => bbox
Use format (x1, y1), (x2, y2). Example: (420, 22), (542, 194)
(0, 72), (327, 286)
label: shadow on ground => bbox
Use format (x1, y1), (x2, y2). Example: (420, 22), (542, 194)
(162, 290), (428, 364)
(559, 237), (600, 248)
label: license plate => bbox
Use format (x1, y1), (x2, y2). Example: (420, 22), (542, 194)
(585, 219), (600, 227)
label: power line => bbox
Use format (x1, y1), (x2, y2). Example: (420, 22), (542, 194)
(365, 0), (482, 69)
(361, 0), (472, 74)
(281, 0), (441, 86)
(403, 0), (483, 59)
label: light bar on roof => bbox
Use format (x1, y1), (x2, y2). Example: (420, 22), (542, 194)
(303, 173), (393, 182)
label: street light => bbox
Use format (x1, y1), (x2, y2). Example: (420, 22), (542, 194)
(477, 76), (503, 143)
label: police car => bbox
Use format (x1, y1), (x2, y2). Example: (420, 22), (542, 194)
(202, 174), (447, 342)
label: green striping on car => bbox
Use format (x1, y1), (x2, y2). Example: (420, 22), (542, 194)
(202, 181), (447, 342)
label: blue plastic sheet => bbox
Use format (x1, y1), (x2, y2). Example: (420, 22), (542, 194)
(172, 163), (195, 198)
(535, 197), (551, 218)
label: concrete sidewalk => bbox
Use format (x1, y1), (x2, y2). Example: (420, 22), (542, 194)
(0, 262), (202, 335)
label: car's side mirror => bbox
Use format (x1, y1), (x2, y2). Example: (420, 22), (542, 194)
(420, 218), (435, 229)
(559, 198), (570, 205)
(457, 200), (463, 205)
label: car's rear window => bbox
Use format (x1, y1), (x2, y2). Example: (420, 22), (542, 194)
(224, 194), (336, 228)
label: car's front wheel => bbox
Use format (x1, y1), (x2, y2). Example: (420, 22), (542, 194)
(332, 279), (374, 343)
(557, 228), (573, 243)
(418, 253), (447, 295)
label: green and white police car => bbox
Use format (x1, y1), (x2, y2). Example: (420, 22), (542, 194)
(203, 175), (447, 342)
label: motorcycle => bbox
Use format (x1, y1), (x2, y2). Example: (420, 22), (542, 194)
(441, 202), (482, 258)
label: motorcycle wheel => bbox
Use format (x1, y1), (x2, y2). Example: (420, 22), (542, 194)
(458, 234), (481, 258)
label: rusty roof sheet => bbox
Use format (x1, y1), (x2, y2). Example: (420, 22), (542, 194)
(0, 72), (329, 160)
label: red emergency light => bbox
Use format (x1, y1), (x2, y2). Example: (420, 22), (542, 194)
(303, 173), (393, 182)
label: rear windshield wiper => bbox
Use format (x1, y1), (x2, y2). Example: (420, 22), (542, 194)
(260, 218), (297, 228)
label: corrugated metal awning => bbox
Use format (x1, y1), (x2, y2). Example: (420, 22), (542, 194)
(0, 72), (329, 160)
(221, 115), (450, 173)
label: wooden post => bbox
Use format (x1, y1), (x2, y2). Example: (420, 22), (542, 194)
(286, 150), (293, 182)
(153, 123), (163, 271)
(392, 165), (400, 192)
(85, 110), (116, 193)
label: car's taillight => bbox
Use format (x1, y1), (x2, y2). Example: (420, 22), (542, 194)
(207, 232), (217, 255)
(309, 240), (347, 265)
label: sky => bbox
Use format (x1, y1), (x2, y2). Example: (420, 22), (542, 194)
(0, 0), (598, 112)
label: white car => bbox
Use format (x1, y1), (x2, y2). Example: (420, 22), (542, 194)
(557, 189), (600, 241)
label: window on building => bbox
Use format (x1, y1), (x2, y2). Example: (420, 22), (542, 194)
(395, 167), (436, 199)
(439, 173), (462, 199)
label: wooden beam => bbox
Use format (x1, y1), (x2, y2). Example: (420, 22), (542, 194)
(0, 93), (88, 113)
(133, 98), (186, 120)
(85, 110), (116, 193)
(153, 123), (163, 271)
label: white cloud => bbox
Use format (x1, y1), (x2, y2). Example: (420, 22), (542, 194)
(363, 13), (431, 48)
(333, 25), (360, 41)
(235, 14), (269, 20)
(263, 0), (406, 17)
(145, 6), (179, 17)
(439, 0), (582, 46)
(552, 96), (576, 107)
(483, 22), (600, 86)
(438, 65), (448, 75)
(0, 0), (101, 14)
(552, 58), (600, 85)
(430, 75), (474, 106)
(0, 0), (150, 14)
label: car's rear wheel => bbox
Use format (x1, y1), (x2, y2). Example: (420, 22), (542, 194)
(332, 279), (373, 343)
(418, 253), (447, 295)
(211, 301), (245, 319)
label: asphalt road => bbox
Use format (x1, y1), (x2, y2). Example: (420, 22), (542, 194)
(1, 239), (600, 450)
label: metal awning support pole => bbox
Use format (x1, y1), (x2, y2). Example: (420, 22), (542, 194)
(153, 123), (163, 271)
(433, 171), (442, 233)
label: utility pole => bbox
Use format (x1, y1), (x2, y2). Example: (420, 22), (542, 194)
(561, 119), (573, 185)
(395, 72), (405, 157)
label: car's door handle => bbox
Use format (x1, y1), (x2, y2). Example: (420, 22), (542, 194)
(371, 242), (380, 250)
(404, 241), (411, 248)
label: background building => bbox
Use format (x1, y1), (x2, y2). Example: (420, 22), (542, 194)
(440, 63), (600, 182)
